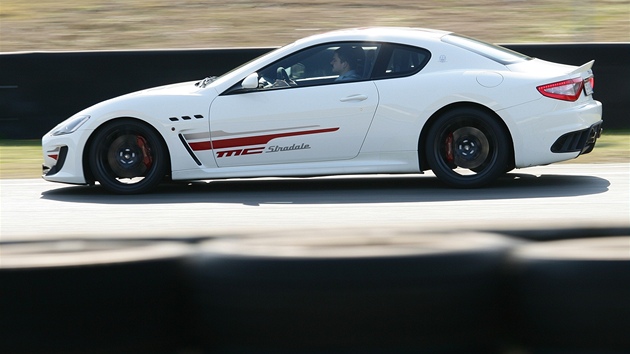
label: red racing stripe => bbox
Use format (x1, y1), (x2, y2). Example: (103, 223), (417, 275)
(189, 127), (339, 151)
(188, 141), (212, 151)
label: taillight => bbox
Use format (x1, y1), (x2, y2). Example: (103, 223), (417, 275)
(537, 77), (584, 101)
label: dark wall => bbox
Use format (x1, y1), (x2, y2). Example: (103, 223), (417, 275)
(0, 44), (627, 139)
(0, 49), (271, 139)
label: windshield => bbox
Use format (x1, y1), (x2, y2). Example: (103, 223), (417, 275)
(442, 33), (532, 65)
(202, 46), (286, 87)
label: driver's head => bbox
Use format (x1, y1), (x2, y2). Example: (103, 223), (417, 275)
(331, 46), (364, 74)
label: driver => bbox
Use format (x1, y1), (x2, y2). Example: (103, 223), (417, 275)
(331, 46), (364, 81)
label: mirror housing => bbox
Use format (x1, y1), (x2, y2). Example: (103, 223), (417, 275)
(242, 73), (259, 89)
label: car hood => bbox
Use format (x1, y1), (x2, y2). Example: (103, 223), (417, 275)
(97, 80), (213, 108)
(126, 80), (206, 97)
(69, 80), (216, 123)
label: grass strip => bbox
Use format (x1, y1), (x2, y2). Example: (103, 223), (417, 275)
(1, 131), (627, 180)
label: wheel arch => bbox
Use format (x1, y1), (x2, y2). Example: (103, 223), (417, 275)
(418, 102), (515, 172)
(82, 117), (172, 184)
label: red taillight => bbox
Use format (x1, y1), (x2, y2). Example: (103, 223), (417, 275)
(537, 77), (584, 101)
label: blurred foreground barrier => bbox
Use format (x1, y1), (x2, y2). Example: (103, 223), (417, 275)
(507, 236), (630, 353)
(0, 43), (628, 139)
(0, 240), (195, 354)
(188, 231), (517, 353)
(1, 228), (628, 353)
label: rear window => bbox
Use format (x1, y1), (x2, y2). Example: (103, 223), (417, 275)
(442, 34), (532, 65)
(371, 44), (431, 79)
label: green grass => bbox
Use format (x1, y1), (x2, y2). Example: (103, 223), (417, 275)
(1, 131), (627, 180)
(0, 140), (43, 179)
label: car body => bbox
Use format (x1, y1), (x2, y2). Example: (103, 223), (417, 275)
(42, 27), (602, 194)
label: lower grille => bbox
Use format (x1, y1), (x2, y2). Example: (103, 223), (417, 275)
(44, 146), (69, 176)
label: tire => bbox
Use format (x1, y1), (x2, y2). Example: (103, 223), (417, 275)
(188, 229), (516, 353)
(425, 107), (510, 188)
(0, 240), (195, 354)
(89, 119), (168, 194)
(507, 236), (630, 353)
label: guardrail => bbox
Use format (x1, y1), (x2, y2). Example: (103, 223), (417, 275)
(1, 43), (628, 139)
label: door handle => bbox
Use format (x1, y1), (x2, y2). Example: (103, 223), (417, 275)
(340, 94), (368, 102)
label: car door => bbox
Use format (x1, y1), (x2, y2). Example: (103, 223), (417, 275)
(208, 42), (381, 168)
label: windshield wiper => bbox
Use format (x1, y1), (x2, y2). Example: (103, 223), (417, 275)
(195, 76), (218, 88)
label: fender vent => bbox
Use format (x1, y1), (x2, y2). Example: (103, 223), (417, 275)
(178, 134), (202, 165)
(169, 114), (205, 122)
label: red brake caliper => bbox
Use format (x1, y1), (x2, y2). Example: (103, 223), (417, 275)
(445, 132), (454, 163)
(136, 136), (153, 168)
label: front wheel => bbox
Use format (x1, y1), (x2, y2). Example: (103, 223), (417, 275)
(425, 108), (510, 188)
(89, 119), (168, 194)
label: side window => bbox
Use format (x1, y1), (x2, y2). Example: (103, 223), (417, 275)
(254, 42), (381, 90)
(372, 44), (431, 79)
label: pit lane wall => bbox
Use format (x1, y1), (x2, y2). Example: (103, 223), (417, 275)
(0, 43), (628, 139)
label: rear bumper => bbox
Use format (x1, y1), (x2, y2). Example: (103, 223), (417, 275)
(506, 98), (602, 168)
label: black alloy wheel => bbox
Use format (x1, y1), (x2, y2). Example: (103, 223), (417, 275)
(89, 119), (167, 194)
(426, 107), (510, 188)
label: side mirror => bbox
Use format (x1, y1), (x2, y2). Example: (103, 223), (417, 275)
(241, 73), (259, 89)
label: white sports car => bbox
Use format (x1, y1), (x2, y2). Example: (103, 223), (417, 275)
(42, 27), (602, 194)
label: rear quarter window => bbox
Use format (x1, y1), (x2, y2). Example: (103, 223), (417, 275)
(371, 44), (431, 79)
(442, 34), (532, 65)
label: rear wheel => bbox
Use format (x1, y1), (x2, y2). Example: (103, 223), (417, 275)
(89, 119), (167, 194)
(426, 108), (510, 188)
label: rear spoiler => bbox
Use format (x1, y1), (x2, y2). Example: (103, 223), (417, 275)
(570, 60), (594, 75)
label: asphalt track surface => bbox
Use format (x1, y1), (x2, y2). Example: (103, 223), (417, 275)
(1, 163), (628, 241)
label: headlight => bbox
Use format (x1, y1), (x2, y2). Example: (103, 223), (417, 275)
(51, 115), (90, 136)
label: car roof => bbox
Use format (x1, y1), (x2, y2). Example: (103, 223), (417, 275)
(295, 27), (453, 46)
